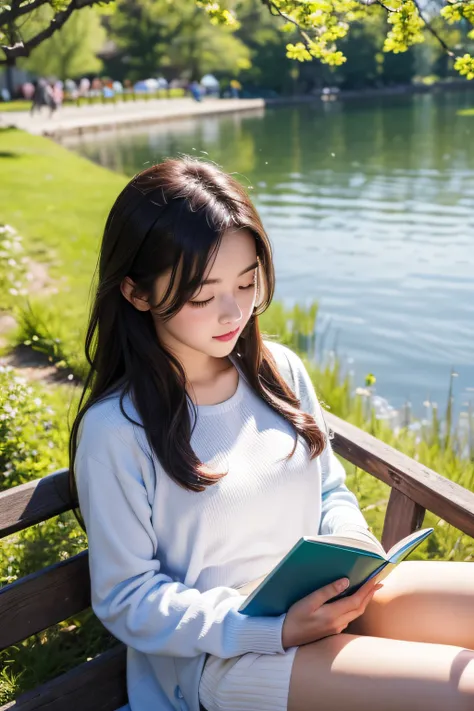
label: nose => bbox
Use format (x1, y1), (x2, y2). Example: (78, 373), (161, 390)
(218, 295), (243, 326)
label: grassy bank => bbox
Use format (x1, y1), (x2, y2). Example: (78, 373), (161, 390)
(0, 128), (126, 375)
(1, 129), (473, 704)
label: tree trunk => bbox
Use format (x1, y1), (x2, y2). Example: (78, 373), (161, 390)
(6, 59), (16, 98)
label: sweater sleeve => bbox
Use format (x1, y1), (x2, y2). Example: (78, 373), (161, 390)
(74, 411), (286, 660)
(282, 346), (371, 537)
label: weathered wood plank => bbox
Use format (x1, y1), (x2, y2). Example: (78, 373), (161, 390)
(325, 411), (474, 539)
(0, 551), (90, 650)
(381, 488), (426, 550)
(0, 469), (71, 539)
(0, 645), (127, 711)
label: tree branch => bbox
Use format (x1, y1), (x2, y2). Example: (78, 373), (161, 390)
(0, 0), (50, 26)
(412, 0), (456, 58)
(262, 0), (314, 52)
(260, 0), (464, 65)
(0, 0), (112, 62)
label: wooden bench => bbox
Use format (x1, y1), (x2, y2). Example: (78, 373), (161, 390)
(1, 412), (474, 710)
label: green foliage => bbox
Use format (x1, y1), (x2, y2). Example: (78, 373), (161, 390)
(1, 0), (473, 83)
(19, 7), (107, 80)
(109, 0), (250, 81)
(201, 0), (474, 80)
(454, 52), (474, 78)
(383, 0), (424, 53)
(0, 366), (70, 492)
(0, 224), (28, 313)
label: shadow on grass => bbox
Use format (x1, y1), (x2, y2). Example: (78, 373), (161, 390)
(3, 343), (75, 385)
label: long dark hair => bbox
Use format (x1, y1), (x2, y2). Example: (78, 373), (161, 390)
(69, 156), (325, 528)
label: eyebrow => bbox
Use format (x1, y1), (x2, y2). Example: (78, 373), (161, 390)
(200, 260), (258, 286)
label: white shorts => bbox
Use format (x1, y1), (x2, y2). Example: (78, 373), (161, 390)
(198, 646), (298, 711)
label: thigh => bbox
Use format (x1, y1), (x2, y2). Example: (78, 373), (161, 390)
(348, 560), (474, 648)
(288, 633), (474, 711)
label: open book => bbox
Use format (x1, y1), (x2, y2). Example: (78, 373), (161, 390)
(238, 527), (434, 616)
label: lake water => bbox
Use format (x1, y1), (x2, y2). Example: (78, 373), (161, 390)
(65, 91), (474, 421)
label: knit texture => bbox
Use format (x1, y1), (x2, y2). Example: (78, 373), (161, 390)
(75, 340), (369, 711)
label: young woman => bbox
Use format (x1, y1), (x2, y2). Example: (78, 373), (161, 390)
(70, 157), (474, 711)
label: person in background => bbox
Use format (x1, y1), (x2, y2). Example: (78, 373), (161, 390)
(50, 81), (64, 113)
(189, 80), (202, 102)
(230, 79), (242, 98)
(30, 78), (52, 116)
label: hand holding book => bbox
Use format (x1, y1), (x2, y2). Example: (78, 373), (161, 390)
(238, 527), (434, 617)
(281, 575), (384, 650)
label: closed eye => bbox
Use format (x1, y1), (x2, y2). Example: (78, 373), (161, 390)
(189, 280), (256, 308)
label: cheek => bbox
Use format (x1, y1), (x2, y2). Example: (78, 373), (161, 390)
(167, 305), (212, 337)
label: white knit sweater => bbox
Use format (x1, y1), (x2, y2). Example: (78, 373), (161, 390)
(75, 340), (369, 711)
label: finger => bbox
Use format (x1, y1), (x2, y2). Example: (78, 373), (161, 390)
(324, 577), (380, 617)
(336, 585), (380, 631)
(308, 577), (350, 608)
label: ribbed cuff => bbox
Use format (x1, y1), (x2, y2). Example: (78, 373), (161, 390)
(226, 599), (286, 657)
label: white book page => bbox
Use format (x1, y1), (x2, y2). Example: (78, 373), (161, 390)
(386, 528), (432, 560)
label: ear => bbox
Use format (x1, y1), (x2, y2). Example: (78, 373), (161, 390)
(120, 276), (151, 312)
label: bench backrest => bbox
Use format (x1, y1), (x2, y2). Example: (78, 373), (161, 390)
(0, 468), (127, 711)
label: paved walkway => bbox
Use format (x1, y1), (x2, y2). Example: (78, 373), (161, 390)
(2, 97), (265, 137)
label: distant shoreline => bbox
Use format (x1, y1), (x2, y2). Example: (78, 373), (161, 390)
(265, 79), (474, 106)
(3, 97), (265, 139)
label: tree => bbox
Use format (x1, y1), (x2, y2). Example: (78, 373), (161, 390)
(20, 6), (106, 79)
(108, 0), (250, 81)
(204, 0), (474, 81)
(0, 0), (112, 94)
(234, 0), (297, 94)
(0, 1), (112, 62)
(1, 0), (473, 83)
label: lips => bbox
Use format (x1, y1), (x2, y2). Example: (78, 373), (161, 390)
(212, 327), (240, 342)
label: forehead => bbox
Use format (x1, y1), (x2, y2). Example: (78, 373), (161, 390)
(203, 228), (256, 276)
(154, 227), (257, 303)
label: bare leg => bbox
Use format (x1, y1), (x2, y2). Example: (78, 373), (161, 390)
(348, 561), (474, 648)
(288, 561), (474, 710)
(288, 633), (474, 711)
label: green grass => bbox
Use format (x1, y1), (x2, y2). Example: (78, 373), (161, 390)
(0, 100), (31, 112)
(458, 108), (474, 116)
(0, 128), (126, 374)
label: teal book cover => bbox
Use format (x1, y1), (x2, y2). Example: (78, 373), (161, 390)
(238, 527), (433, 617)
